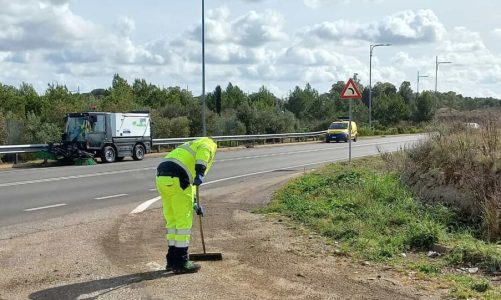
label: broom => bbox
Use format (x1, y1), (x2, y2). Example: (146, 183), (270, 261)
(189, 185), (223, 261)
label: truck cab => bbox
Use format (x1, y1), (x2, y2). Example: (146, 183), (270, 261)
(63, 112), (151, 163)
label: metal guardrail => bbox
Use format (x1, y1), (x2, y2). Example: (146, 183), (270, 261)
(153, 131), (327, 146)
(0, 131), (327, 155)
(0, 144), (49, 154)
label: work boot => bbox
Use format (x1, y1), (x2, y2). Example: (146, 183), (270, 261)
(173, 247), (201, 274)
(173, 261), (201, 274)
(165, 246), (176, 272)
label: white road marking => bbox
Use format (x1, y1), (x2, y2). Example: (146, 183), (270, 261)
(94, 194), (128, 200)
(25, 203), (67, 212)
(0, 167), (155, 188)
(149, 188), (157, 191)
(130, 196), (161, 214)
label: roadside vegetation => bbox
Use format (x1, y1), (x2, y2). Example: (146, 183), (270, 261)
(1, 75), (500, 163)
(262, 111), (501, 299)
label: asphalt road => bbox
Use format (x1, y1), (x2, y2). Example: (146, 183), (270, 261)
(0, 135), (423, 228)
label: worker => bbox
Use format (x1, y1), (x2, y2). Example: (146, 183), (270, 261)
(156, 137), (217, 274)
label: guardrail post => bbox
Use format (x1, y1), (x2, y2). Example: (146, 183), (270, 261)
(14, 153), (18, 165)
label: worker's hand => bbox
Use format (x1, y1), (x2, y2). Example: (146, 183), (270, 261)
(193, 203), (204, 217)
(194, 174), (204, 186)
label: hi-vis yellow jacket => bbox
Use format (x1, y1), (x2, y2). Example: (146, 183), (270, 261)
(162, 137), (217, 184)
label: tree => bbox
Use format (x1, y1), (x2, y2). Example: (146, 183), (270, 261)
(373, 82), (397, 98)
(101, 74), (135, 112)
(0, 110), (6, 145)
(215, 85), (222, 116)
(223, 83), (247, 110)
(374, 94), (410, 125)
(286, 83), (319, 119)
(0, 83), (24, 118)
(249, 86), (276, 111)
(414, 91), (435, 122)
(398, 81), (414, 104)
(43, 84), (86, 126)
(22, 112), (61, 144)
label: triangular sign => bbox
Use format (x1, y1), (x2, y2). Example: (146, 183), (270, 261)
(340, 78), (362, 99)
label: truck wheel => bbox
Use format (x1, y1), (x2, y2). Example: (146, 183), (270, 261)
(101, 146), (116, 163)
(353, 135), (357, 142)
(132, 144), (145, 161)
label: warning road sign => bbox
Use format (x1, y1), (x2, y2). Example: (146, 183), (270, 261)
(340, 78), (362, 99)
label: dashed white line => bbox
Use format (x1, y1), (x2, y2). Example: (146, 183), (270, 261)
(0, 167), (155, 188)
(94, 194), (128, 200)
(25, 203), (67, 212)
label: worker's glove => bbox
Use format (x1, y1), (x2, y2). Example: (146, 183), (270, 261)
(194, 174), (204, 186)
(193, 203), (204, 217)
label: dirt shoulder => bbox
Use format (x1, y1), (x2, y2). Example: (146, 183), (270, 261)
(0, 173), (442, 300)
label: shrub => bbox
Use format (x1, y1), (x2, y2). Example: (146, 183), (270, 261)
(405, 219), (442, 250)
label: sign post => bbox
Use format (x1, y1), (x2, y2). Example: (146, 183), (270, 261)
(339, 78), (362, 163)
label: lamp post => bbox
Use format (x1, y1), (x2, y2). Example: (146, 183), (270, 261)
(201, 0), (207, 136)
(435, 56), (452, 94)
(417, 71), (429, 95)
(369, 43), (391, 128)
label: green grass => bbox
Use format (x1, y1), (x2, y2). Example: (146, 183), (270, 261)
(261, 157), (501, 299)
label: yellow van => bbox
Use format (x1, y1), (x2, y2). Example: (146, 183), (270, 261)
(325, 120), (358, 143)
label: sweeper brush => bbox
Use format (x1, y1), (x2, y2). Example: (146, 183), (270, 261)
(190, 186), (223, 261)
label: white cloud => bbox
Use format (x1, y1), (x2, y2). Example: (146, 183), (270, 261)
(0, 0), (97, 51)
(301, 9), (446, 45)
(492, 28), (501, 38)
(439, 27), (486, 52)
(113, 16), (136, 37)
(191, 8), (287, 46)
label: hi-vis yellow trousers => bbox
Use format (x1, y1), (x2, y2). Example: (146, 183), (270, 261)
(156, 176), (194, 248)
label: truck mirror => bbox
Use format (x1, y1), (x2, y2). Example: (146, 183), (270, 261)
(90, 115), (98, 123)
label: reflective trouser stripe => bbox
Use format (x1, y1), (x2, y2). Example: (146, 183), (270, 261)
(166, 228), (176, 246)
(175, 228), (191, 246)
(157, 176), (194, 248)
(176, 229), (191, 235)
(175, 241), (189, 247)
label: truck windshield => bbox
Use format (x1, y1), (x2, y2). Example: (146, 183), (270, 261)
(329, 123), (348, 129)
(66, 116), (89, 142)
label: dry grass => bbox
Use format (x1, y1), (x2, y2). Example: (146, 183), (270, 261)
(386, 110), (501, 241)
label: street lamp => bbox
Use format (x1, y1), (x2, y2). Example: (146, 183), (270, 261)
(369, 43), (391, 128)
(435, 56), (452, 94)
(417, 71), (429, 95)
(201, 0), (207, 136)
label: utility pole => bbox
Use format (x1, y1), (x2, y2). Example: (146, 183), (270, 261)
(417, 71), (429, 95)
(369, 43), (391, 128)
(435, 56), (452, 94)
(201, 0), (207, 136)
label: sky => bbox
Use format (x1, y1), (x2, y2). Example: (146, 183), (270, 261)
(1, 0), (500, 98)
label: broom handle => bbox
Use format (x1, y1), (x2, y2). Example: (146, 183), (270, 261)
(196, 185), (207, 254)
